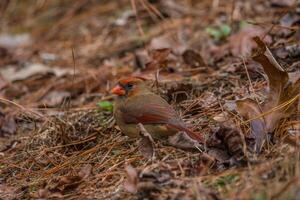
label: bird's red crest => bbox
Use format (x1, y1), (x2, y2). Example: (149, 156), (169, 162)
(118, 76), (147, 85)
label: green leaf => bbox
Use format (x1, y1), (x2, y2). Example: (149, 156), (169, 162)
(220, 24), (231, 37)
(205, 27), (223, 40)
(205, 24), (231, 40)
(97, 101), (113, 112)
(239, 20), (250, 29)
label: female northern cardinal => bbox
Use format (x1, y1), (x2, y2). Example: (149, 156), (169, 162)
(111, 77), (204, 142)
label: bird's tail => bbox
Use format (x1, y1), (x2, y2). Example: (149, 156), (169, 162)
(182, 127), (204, 143)
(169, 124), (204, 143)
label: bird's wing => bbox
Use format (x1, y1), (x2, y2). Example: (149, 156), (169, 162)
(120, 94), (179, 125)
(119, 94), (204, 142)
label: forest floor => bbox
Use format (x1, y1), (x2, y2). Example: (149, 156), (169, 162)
(0, 0), (299, 199)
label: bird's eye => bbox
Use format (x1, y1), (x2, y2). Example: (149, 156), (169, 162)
(126, 83), (133, 90)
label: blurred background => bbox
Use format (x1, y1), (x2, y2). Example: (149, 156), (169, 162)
(0, 0), (299, 108)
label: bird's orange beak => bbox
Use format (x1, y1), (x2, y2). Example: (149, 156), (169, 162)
(111, 85), (126, 96)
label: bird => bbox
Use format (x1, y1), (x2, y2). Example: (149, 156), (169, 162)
(111, 76), (204, 142)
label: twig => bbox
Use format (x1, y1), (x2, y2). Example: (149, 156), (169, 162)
(131, 0), (145, 38)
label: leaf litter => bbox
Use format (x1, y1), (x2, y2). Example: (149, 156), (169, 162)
(236, 37), (300, 153)
(0, 1), (299, 200)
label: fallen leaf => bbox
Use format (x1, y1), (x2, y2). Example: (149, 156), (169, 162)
(37, 188), (51, 199)
(236, 98), (266, 153)
(137, 123), (155, 159)
(140, 170), (172, 184)
(182, 49), (206, 68)
(230, 26), (272, 57)
(270, 0), (296, 7)
(0, 74), (8, 90)
(205, 24), (231, 40)
(41, 91), (71, 107)
(78, 164), (92, 179)
(124, 165), (139, 193)
(145, 48), (171, 70)
(253, 36), (300, 132)
(0, 111), (17, 137)
(278, 7), (300, 36)
(40, 164), (92, 196)
(194, 153), (215, 175)
(0, 63), (70, 82)
(235, 37), (300, 153)
(273, 43), (300, 62)
(207, 148), (231, 163)
(37, 188), (63, 199)
(0, 33), (31, 49)
(149, 34), (184, 54)
(0, 46), (16, 66)
(280, 12), (300, 27)
(97, 101), (113, 112)
(56, 175), (82, 191)
(123, 164), (161, 194)
(213, 126), (245, 160)
(163, 81), (194, 103)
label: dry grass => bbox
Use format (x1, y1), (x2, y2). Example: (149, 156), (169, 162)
(0, 0), (299, 199)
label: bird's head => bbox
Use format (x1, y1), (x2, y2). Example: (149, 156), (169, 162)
(111, 76), (148, 97)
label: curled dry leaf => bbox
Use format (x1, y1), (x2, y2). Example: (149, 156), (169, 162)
(124, 165), (139, 193)
(236, 98), (266, 153)
(182, 49), (206, 68)
(252, 36), (299, 132)
(137, 123), (155, 159)
(236, 37), (300, 152)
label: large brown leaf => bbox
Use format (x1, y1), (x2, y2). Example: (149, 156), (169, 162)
(236, 37), (300, 152)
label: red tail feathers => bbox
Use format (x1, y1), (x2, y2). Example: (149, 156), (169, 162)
(168, 124), (204, 143)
